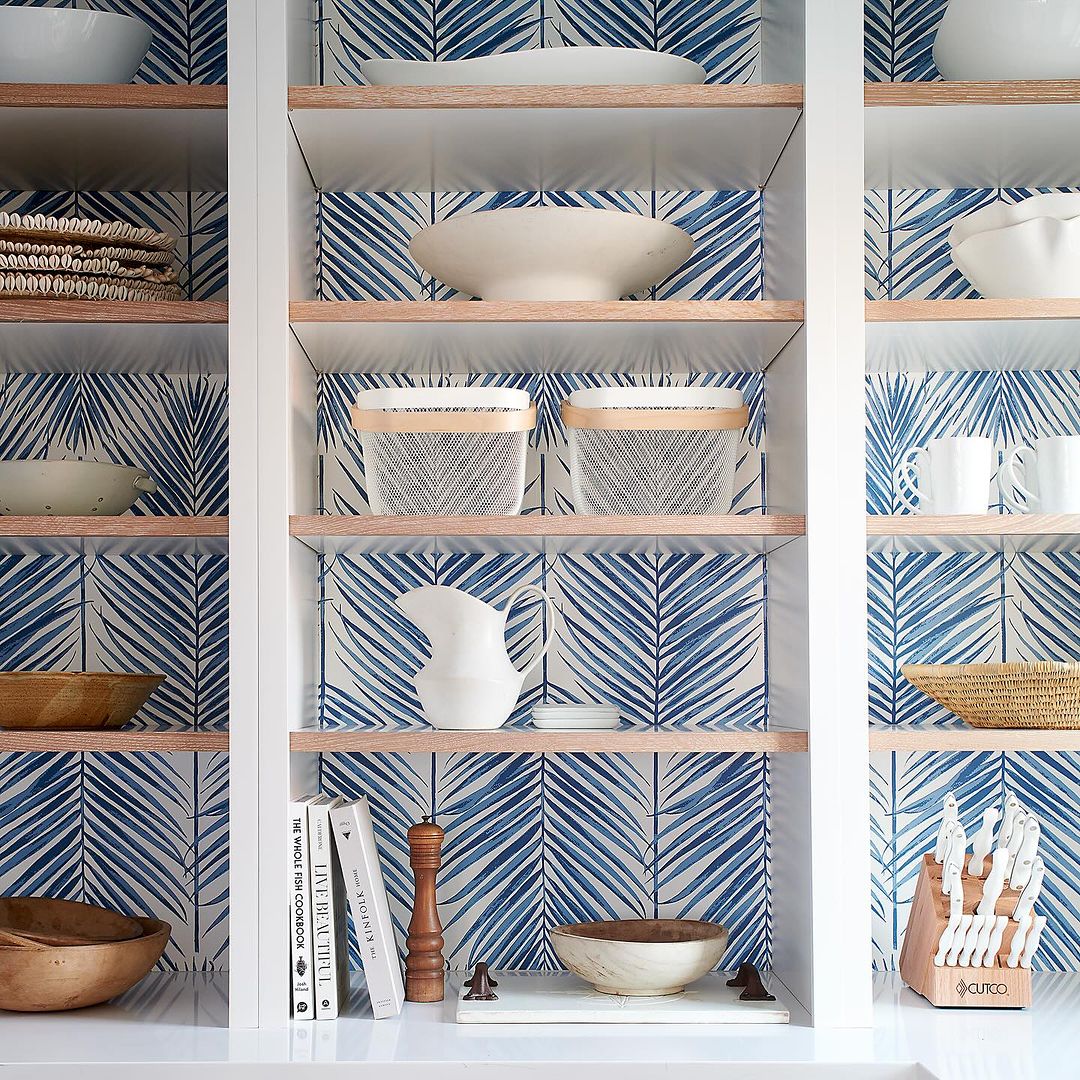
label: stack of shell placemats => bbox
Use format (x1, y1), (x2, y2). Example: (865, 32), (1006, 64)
(0, 212), (182, 301)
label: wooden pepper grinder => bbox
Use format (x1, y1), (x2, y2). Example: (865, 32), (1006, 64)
(405, 815), (445, 1002)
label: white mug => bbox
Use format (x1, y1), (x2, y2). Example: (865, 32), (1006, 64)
(895, 437), (995, 515)
(999, 436), (1080, 513)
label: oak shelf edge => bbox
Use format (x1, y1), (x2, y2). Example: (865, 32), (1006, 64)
(866, 299), (1080, 323)
(0, 730), (229, 752)
(0, 84), (228, 110)
(0, 300), (229, 325)
(865, 81), (1080, 107)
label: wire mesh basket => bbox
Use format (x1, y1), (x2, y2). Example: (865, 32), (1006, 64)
(351, 387), (536, 516)
(561, 387), (749, 515)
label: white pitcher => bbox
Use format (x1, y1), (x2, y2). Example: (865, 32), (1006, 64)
(895, 437), (995, 515)
(999, 435), (1080, 513)
(395, 584), (557, 730)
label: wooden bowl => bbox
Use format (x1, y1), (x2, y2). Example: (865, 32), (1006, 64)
(0, 671), (164, 730)
(551, 918), (728, 996)
(0, 898), (169, 1012)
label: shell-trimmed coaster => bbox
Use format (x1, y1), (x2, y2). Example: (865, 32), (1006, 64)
(0, 272), (184, 302)
(0, 253), (179, 283)
(0, 213), (175, 253)
(0, 238), (175, 267)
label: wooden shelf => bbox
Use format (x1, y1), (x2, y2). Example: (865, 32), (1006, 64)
(291, 729), (808, 754)
(864, 84), (1080, 189)
(287, 84), (802, 191)
(0, 730), (228, 753)
(291, 514), (805, 555)
(869, 726), (1080, 752)
(865, 81), (1080, 107)
(0, 84), (228, 191)
(868, 514), (1080, 553)
(865, 301), (1080, 371)
(289, 300), (804, 373)
(0, 516), (228, 556)
(0, 301), (228, 374)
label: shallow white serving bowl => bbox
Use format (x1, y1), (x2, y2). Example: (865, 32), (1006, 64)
(0, 6), (152, 84)
(0, 460), (157, 516)
(949, 193), (1080, 249)
(360, 47), (706, 86)
(933, 0), (1080, 80)
(951, 216), (1080, 298)
(409, 208), (693, 301)
(551, 919), (728, 996)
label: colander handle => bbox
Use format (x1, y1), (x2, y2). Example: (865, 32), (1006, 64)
(503, 584), (558, 679)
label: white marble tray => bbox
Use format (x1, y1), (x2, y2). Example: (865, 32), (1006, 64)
(456, 972), (790, 1025)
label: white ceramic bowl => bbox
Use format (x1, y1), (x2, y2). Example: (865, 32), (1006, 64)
(951, 216), (1080, 298)
(410, 208), (693, 301)
(934, 0), (1080, 80)
(0, 460), (158, 516)
(948, 194), (1080, 250)
(551, 919), (728, 996)
(0, 7), (152, 84)
(360, 47), (706, 86)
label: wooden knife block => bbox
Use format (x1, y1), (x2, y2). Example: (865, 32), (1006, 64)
(899, 853), (1031, 1008)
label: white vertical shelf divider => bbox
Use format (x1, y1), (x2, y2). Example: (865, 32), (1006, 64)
(226, 0), (261, 1029)
(801, 0), (873, 1026)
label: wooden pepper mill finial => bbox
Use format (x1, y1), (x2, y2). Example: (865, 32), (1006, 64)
(405, 815), (445, 1002)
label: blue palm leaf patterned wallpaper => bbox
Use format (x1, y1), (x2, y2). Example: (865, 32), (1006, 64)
(316, 0), (760, 85)
(0, 3), (228, 968)
(310, 1), (773, 975)
(865, 0), (947, 82)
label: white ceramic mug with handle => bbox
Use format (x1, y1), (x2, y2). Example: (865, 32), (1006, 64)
(895, 437), (995, 515)
(999, 435), (1080, 513)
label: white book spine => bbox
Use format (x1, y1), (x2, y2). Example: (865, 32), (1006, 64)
(331, 797), (405, 1020)
(288, 797), (316, 1019)
(308, 796), (348, 1019)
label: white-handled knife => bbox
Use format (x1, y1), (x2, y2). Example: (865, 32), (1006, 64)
(947, 913), (974, 966)
(1007, 914), (1033, 968)
(982, 915), (1008, 968)
(1005, 811), (1027, 874)
(945, 825), (968, 879)
(1020, 915), (1047, 969)
(1000, 793), (1021, 848)
(935, 814), (958, 864)
(1009, 815), (1041, 891)
(947, 862), (964, 921)
(1012, 857), (1045, 923)
(968, 807), (999, 879)
(971, 914), (995, 967)
(958, 914), (985, 967)
(935, 912), (963, 967)
(977, 847), (1010, 916)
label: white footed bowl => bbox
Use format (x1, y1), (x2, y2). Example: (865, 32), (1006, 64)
(551, 919), (728, 997)
(934, 0), (1080, 80)
(360, 47), (706, 86)
(951, 216), (1080, 299)
(949, 193), (1080, 250)
(410, 208), (693, 301)
(0, 7), (152, 84)
(0, 460), (157, 516)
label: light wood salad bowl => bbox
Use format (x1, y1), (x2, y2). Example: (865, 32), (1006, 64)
(0, 671), (164, 730)
(0, 897), (169, 1012)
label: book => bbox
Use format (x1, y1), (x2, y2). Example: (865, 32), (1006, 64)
(288, 794), (318, 1020)
(330, 797), (405, 1020)
(307, 794), (349, 1019)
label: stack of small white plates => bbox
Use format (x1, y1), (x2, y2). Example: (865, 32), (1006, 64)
(531, 704), (620, 730)
(0, 212), (181, 301)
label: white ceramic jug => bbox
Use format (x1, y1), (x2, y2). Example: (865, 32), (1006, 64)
(395, 584), (557, 730)
(999, 436), (1080, 513)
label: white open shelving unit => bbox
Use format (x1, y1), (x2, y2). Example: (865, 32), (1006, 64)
(7, 1), (1080, 1077)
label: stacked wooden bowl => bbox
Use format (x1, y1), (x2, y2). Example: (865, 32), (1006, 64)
(0, 212), (182, 301)
(0, 897), (170, 1011)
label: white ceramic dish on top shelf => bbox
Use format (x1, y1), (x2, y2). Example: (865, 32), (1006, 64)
(359, 47), (706, 86)
(933, 0), (1080, 80)
(409, 207), (693, 301)
(0, 460), (157, 516)
(0, 7), (152, 84)
(949, 196), (1080, 299)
